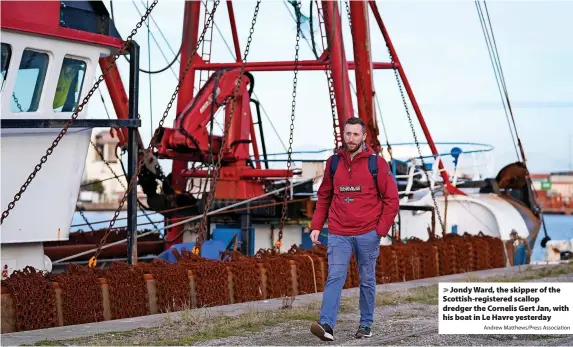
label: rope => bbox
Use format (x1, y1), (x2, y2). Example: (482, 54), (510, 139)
(304, 254), (318, 293)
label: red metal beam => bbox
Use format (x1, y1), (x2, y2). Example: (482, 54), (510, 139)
(368, 0), (464, 195)
(226, 1), (242, 61)
(249, 117), (262, 170)
(322, 0), (354, 134)
(192, 60), (394, 71)
(167, 0), (202, 248)
(349, 0), (380, 152)
(226, 84), (252, 161)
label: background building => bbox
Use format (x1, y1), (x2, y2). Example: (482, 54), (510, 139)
(81, 129), (145, 207)
(531, 171), (573, 214)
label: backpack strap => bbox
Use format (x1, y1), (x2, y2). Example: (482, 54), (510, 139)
(368, 153), (381, 196)
(329, 154), (340, 182)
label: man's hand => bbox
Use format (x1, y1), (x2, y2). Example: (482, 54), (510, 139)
(310, 229), (321, 245)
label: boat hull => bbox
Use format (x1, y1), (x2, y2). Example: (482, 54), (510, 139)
(1, 29), (112, 278)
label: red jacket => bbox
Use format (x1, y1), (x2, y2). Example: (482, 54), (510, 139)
(310, 144), (400, 237)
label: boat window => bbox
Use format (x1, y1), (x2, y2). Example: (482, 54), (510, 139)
(12, 49), (49, 113)
(1, 43), (11, 90)
(53, 57), (87, 112)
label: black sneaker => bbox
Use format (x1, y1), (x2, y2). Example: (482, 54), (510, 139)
(310, 321), (334, 341)
(355, 325), (372, 338)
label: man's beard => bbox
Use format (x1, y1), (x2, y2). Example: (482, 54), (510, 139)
(345, 141), (362, 153)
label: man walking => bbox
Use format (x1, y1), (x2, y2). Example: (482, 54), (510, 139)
(309, 117), (400, 341)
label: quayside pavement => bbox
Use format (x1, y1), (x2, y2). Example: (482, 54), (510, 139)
(2, 262), (573, 346)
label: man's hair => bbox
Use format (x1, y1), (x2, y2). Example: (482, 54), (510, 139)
(344, 117), (366, 134)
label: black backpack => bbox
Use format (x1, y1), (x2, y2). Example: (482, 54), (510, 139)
(329, 153), (381, 196)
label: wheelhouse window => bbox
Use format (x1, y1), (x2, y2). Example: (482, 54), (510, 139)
(53, 57), (87, 112)
(11, 49), (49, 113)
(1, 43), (11, 90)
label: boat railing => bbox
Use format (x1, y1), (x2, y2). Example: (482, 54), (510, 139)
(246, 141), (495, 198)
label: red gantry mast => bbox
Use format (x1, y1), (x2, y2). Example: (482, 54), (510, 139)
(99, 0), (463, 249)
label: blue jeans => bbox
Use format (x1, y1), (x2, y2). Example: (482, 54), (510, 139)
(319, 229), (380, 329)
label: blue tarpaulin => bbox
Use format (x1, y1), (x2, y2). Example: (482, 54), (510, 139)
(156, 240), (228, 263)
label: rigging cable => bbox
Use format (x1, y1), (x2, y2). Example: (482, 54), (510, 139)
(146, 0), (153, 139)
(139, 0), (179, 58)
(124, 0), (182, 75)
(475, 0), (551, 246)
(474, 0), (520, 161)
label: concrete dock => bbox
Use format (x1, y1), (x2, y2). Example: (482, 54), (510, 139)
(2, 262), (572, 346)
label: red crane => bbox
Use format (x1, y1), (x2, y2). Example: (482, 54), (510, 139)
(98, 0), (464, 250)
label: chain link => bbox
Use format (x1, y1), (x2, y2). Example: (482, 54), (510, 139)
(12, 93), (23, 112)
(89, 0), (223, 264)
(343, 2), (400, 237)
(194, 0), (262, 254)
(276, 0), (302, 250)
(77, 209), (96, 232)
(89, 141), (160, 232)
(150, 0), (223, 181)
(343, 0), (380, 152)
(0, 0), (159, 225)
(323, 4), (341, 151)
(93, 142), (127, 190)
(387, 49), (445, 234)
(327, 72), (340, 151)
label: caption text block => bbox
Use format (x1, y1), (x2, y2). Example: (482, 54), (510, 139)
(439, 282), (573, 334)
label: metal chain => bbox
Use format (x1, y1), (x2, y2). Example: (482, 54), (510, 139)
(0, 0), (159, 225)
(327, 72), (339, 151)
(92, 142), (127, 190)
(387, 49), (445, 233)
(12, 93), (23, 112)
(117, 147), (161, 232)
(344, 2), (402, 239)
(195, 0), (262, 254)
(90, 142), (160, 232)
(89, 0), (222, 264)
(343, 1), (380, 152)
(344, 1), (399, 238)
(11, 54), (35, 113)
(149, 0), (222, 182)
(78, 209), (96, 232)
(276, 0), (302, 250)
(323, 4), (340, 151)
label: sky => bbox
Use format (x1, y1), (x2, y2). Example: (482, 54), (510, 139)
(85, 0), (573, 177)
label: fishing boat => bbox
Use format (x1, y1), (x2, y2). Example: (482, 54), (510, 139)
(1, 0), (563, 278)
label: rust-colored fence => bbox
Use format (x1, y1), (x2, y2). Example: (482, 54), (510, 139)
(1, 233), (507, 334)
